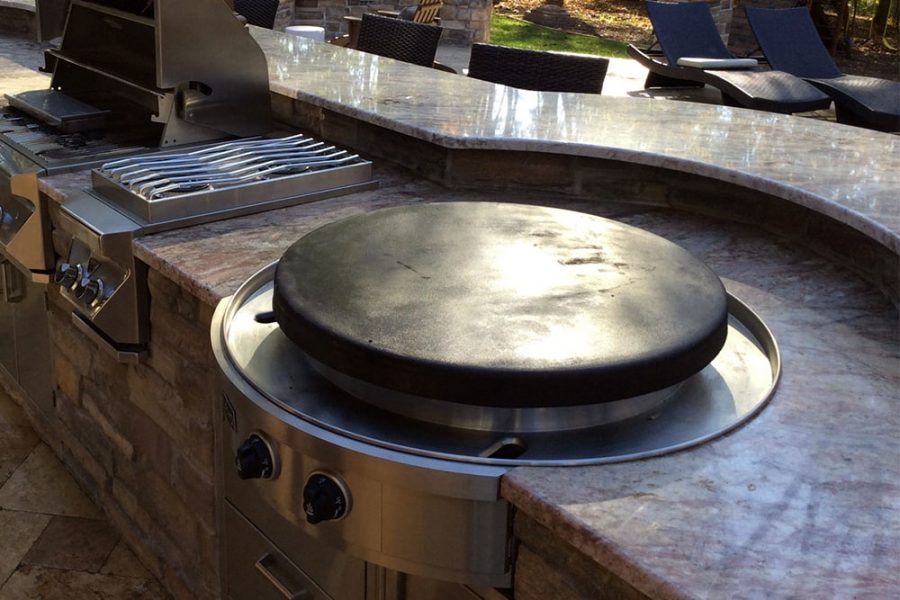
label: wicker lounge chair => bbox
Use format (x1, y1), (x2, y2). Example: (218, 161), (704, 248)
(234, 0), (279, 29)
(745, 7), (900, 131)
(468, 44), (609, 94)
(356, 13), (443, 68)
(627, 1), (831, 114)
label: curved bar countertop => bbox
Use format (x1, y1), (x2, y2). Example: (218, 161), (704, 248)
(251, 28), (900, 256)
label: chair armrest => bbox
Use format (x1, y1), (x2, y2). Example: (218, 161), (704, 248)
(328, 34), (352, 47)
(376, 10), (401, 17)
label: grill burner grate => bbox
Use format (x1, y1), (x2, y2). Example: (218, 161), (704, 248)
(0, 108), (150, 167)
(99, 135), (365, 199)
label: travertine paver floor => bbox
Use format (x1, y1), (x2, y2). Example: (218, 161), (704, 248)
(0, 386), (168, 599)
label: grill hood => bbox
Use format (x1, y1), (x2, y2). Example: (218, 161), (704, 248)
(13, 0), (271, 147)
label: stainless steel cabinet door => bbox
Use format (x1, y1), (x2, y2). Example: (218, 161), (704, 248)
(15, 275), (52, 416)
(0, 259), (19, 382)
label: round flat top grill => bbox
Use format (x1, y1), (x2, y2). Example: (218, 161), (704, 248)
(273, 202), (729, 408)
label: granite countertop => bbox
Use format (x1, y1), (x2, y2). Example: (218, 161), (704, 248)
(7, 29), (897, 600)
(249, 27), (900, 256)
(123, 169), (897, 600)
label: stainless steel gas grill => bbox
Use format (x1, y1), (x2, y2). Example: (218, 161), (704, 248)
(0, 0), (271, 411)
(212, 202), (781, 600)
(51, 136), (375, 359)
(1, 0), (271, 278)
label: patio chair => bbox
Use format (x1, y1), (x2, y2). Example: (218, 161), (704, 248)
(356, 13), (443, 68)
(234, 0), (279, 29)
(468, 44), (609, 94)
(333, 0), (442, 49)
(627, 1), (831, 114)
(745, 7), (900, 132)
(378, 0), (443, 25)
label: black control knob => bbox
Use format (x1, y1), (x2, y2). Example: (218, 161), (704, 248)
(77, 278), (104, 306)
(235, 435), (274, 480)
(54, 263), (82, 289)
(302, 472), (350, 524)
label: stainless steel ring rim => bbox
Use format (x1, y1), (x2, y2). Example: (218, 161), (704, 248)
(220, 262), (782, 467)
(306, 356), (685, 433)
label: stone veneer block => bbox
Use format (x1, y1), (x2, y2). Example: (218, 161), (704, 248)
(514, 516), (650, 600)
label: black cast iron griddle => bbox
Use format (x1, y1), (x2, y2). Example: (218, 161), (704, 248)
(273, 202), (728, 408)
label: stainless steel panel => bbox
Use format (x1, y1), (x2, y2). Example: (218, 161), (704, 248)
(369, 569), (500, 600)
(0, 269), (16, 382)
(0, 143), (50, 273)
(225, 503), (334, 600)
(217, 371), (512, 588)
(155, 0), (271, 138)
(15, 277), (53, 416)
(5, 90), (109, 133)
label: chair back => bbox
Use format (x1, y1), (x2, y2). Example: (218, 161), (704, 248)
(410, 0), (443, 23)
(645, 1), (733, 63)
(467, 44), (610, 94)
(356, 13), (443, 67)
(726, 0), (804, 56)
(234, 0), (279, 29)
(745, 7), (842, 79)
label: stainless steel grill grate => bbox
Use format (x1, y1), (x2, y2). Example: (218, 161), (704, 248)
(99, 135), (365, 199)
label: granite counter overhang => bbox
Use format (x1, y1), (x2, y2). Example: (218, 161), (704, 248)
(248, 27), (900, 259)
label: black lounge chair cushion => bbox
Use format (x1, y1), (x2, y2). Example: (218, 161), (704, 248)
(357, 13), (443, 68)
(745, 7), (900, 131)
(468, 44), (609, 94)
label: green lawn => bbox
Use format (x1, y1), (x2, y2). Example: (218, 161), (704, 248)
(489, 15), (630, 59)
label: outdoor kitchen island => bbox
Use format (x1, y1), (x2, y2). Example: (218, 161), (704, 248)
(3, 27), (897, 600)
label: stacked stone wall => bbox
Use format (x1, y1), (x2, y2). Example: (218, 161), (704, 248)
(20, 269), (221, 600)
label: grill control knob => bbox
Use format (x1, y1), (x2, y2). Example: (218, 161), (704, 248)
(235, 434), (274, 480)
(302, 472), (350, 524)
(78, 278), (104, 307)
(54, 263), (82, 289)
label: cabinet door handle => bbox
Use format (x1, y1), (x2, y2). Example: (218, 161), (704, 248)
(254, 553), (311, 600)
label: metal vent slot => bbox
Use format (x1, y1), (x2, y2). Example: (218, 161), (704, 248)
(98, 135), (364, 200)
